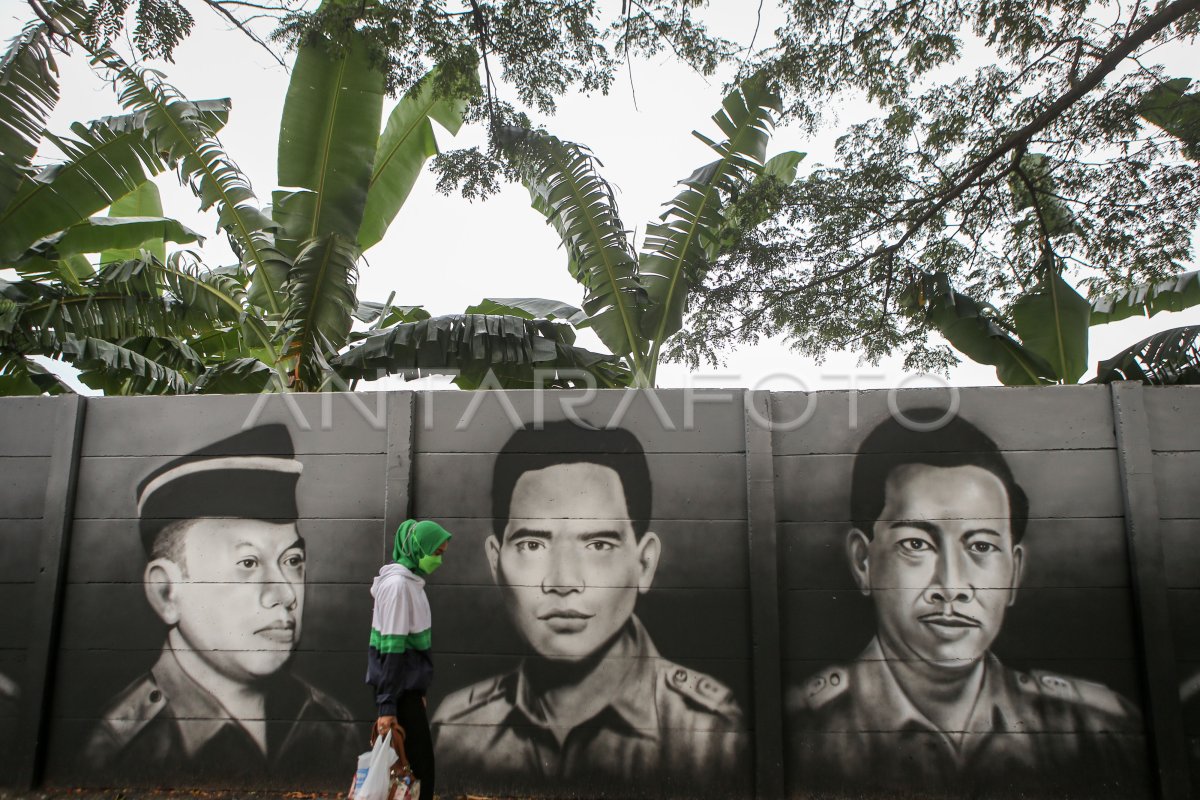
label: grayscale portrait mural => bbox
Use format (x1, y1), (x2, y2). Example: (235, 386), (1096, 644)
(418, 395), (754, 799)
(81, 425), (358, 782)
(37, 397), (389, 791)
(779, 403), (1149, 799)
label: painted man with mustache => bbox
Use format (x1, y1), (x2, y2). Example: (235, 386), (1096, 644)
(84, 425), (358, 783)
(787, 409), (1145, 798)
(432, 421), (745, 795)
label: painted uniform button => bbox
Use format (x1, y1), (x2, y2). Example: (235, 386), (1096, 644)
(149, 690), (162, 703)
(673, 669), (688, 684)
(830, 672), (841, 687)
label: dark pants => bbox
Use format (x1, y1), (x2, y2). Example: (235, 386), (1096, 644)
(396, 691), (434, 800)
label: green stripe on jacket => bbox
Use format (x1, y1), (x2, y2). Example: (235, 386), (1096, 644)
(370, 627), (432, 654)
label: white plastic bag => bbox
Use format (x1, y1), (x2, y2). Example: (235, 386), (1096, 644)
(348, 747), (374, 799)
(354, 731), (398, 800)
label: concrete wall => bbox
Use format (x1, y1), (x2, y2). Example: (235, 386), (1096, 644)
(0, 385), (1195, 799)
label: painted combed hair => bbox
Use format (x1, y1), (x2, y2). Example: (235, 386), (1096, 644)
(491, 420), (653, 539)
(850, 408), (1030, 543)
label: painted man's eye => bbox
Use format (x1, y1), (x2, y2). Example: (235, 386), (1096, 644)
(586, 541), (616, 552)
(237, 557), (259, 569)
(899, 538), (931, 552)
(968, 541), (999, 554)
(283, 553), (306, 568)
(514, 540), (544, 553)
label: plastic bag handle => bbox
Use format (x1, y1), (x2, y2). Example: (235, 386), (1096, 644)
(371, 720), (411, 774)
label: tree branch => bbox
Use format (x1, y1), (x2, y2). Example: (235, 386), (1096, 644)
(201, 0), (287, 68)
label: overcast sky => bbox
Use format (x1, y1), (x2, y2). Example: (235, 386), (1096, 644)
(9, 0), (1199, 392)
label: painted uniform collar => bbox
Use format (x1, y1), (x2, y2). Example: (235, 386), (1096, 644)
(150, 646), (239, 759)
(510, 615), (660, 739)
(149, 645), (322, 760)
(856, 637), (1023, 762)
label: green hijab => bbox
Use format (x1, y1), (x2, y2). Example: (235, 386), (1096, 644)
(393, 519), (453, 575)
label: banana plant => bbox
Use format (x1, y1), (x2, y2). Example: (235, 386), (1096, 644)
(486, 73), (803, 386)
(0, 2), (624, 394)
(902, 262), (1200, 386)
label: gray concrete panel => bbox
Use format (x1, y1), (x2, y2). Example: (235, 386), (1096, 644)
(416, 389), (746, 454)
(79, 394), (392, 456)
(771, 387), (1116, 455)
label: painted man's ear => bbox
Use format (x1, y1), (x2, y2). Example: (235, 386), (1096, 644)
(846, 529), (872, 597)
(485, 534), (501, 585)
(635, 531), (661, 595)
(144, 558), (184, 626)
(1007, 543), (1026, 607)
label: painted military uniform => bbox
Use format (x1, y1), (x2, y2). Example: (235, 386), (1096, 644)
(787, 638), (1147, 798)
(84, 646), (361, 785)
(432, 616), (747, 797)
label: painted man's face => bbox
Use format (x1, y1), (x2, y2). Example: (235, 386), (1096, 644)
(487, 462), (660, 662)
(848, 464), (1023, 671)
(158, 518), (306, 681)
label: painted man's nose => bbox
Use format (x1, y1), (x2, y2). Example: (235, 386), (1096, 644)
(541, 554), (585, 594)
(923, 552), (975, 604)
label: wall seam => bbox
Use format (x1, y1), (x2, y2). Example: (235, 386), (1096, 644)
(1111, 381), (1190, 799)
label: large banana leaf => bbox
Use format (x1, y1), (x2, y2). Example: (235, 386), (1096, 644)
(3, 281), (205, 346)
(899, 272), (1057, 385)
(331, 314), (630, 388)
(500, 126), (648, 370)
(1093, 325), (1200, 385)
(278, 233), (359, 389)
(11, 253), (93, 289)
(23, 215), (203, 259)
(0, 354), (74, 396)
(101, 180), (167, 265)
(464, 297), (588, 325)
(275, 35), (384, 251)
(0, 117), (165, 262)
(1011, 271), (1091, 383)
(101, 254), (274, 354)
(112, 335), (205, 374)
(1091, 270), (1200, 324)
(640, 74), (781, 364)
(0, 2), (87, 211)
(192, 357), (283, 393)
(350, 297), (429, 341)
(358, 67), (473, 251)
(58, 335), (189, 394)
(1139, 78), (1200, 161)
(96, 48), (286, 313)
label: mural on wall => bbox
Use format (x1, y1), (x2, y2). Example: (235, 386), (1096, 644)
(785, 407), (1146, 797)
(431, 420), (746, 792)
(82, 424), (359, 782)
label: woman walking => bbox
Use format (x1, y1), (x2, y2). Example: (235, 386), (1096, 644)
(367, 519), (452, 799)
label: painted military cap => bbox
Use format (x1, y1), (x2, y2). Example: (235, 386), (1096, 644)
(136, 424), (303, 552)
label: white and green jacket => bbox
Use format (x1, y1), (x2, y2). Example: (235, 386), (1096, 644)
(366, 563), (434, 716)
